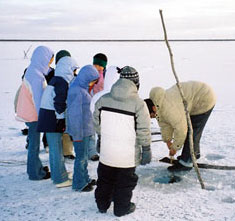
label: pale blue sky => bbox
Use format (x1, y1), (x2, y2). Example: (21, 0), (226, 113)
(1, 0), (235, 39)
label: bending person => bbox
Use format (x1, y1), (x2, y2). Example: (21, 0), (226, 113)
(148, 81), (216, 172)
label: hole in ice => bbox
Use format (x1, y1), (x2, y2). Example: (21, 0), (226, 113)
(153, 175), (181, 184)
(205, 185), (216, 191)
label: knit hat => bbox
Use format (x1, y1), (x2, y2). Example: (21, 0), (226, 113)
(118, 66), (140, 89)
(93, 53), (108, 68)
(55, 50), (71, 64)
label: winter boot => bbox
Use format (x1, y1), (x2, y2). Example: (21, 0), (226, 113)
(114, 202), (136, 217)
(43, 171), (51, 180)
(90, 154), (99, 161)
(64, 154), (75, 160)
(89, 179), (97, 186)
(167, 161), (192, 172)
(43, 166), (49, 172)
(56, 179), (72, 188)
(81, 183), (93, 192)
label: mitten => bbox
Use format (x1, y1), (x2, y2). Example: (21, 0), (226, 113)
(96, 135), (101, 153)
(141, 145), (152, 165)
(55, 119), (65, 133)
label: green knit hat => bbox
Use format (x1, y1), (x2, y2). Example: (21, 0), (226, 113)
(93, 53), (108, 68)
(55, 50), (71, 64)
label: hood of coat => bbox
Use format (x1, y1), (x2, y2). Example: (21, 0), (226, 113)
(103, 66), (119, 92)
(55, 56), (78, 83)
(30, 46), (54, 75)
(72, 65), (99, 89)
(149, 87), (165, 108)
(110, 78), (138, 101)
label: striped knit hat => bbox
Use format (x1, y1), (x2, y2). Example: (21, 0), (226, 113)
(118, 66), (140, 89)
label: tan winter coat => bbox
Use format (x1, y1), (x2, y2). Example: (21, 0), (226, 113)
(149, 81), (216, 150)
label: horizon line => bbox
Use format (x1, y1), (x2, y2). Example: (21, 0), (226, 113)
(1, 38), (235, 42)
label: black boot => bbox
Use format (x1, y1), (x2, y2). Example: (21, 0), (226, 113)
(43, 166), (49, 172)
(81, 183), (93, 192)
(114, 202), (136, 217)
(43, 171), (51, 179)
(126, 202), (136, 215)
(89, 179), (97, 186)
(90, 154), (99, 161)
(167, 161), (192, 172)
(64, 155), (75, 160)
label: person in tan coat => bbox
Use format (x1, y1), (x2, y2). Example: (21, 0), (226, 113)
(149, 81), (216, 172)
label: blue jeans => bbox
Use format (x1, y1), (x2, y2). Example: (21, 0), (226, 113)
(88, 134), (97, 158)
(26, 122), (46, 180)
(73, 137), (91, 191)
(46, 133), (68, 184)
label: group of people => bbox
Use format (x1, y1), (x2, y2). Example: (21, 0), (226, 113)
(14, 45), (216, 217)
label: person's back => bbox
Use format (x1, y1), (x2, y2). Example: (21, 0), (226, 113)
(93, 66), (151, 217)
(95, 78), (149, 167)
(66, 65), (99, 192)
(166, 81), (216, 116)
(66, 65), (99, 141)
(37, 56), (78, 188)
(15, 45), (54, 181)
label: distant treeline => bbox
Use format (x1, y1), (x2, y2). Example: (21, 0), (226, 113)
(1, 39), (235, 42)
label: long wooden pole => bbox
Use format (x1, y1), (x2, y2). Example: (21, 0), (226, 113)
(159, 9), (205, 189)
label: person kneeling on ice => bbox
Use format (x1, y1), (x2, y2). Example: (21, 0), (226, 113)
(66, 65), (99, 192)
(145, 81), (216, 172)
(93, 66), (152, 217)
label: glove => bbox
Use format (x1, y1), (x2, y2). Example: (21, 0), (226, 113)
(55, 119), (65, 133)
(96, 135), (101, 153)
(141, 145), (152, 165)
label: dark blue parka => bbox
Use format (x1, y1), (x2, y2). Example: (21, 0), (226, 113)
(66, 65), (99, 141)
(37, 56), (78, 132)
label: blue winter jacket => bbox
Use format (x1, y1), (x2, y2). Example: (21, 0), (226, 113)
(66, 65), (99, 141)
(37, 56), (78, 132)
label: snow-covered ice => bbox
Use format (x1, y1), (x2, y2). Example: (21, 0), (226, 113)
(0, 41), (235, 221)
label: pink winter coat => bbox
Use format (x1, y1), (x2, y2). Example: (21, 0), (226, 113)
(15, 46), (53, 122)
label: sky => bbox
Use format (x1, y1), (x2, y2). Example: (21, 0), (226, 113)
(1, 0), (235, 39)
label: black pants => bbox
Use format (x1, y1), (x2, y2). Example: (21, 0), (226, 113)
(179, 107), (214, 163)
(95, 162), (138, 216)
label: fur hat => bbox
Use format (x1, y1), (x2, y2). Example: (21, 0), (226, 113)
(118, 66), (140, 89)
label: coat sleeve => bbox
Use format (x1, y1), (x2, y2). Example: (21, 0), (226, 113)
(158, 120), (174, 142)
(135, 100), (151, 147)
(158, 98), (188, 151)
(93, 97), (102, 135)
(53, 78), (68, 119)
(172, 119), (188, 150)
(66, 90), (84, 140)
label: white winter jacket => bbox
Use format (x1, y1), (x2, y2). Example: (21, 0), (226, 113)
(93, 78), (151, 168)
(149, 81), (216, 150)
